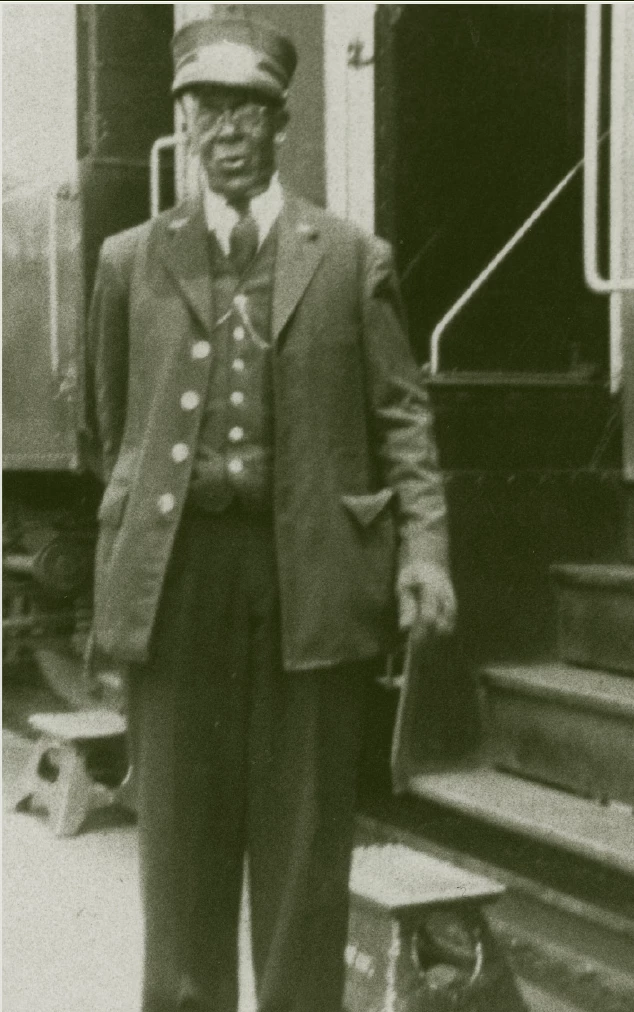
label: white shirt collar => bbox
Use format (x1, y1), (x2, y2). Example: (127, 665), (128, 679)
(203, 173), (284, 255)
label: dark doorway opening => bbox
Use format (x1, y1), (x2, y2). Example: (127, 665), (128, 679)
(375, 5), (609, 376)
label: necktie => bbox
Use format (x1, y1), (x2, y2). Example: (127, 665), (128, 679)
(228, 212), (259, 274)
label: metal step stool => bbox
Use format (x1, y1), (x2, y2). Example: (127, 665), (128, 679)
(346, 844), (528, 1012)
(15, 710), (128, 837)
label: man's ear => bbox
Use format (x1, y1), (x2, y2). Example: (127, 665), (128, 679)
(273, 104), (290, 136)
(178, 92), (199, 136)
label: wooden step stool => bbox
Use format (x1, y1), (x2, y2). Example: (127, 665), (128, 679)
(345, 845), (528, 1012)
(15, 710), (128, 837)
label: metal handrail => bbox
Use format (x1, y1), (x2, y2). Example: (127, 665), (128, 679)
(430, 5), (634, 375)
(429, 160), (584, 375)
(583, 4), (634, 294)
(150, 134), (182, 218)
(48, 189), (60, 375)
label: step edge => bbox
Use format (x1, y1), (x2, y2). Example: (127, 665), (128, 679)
(408, 771), (634, 877)
(550, 563), (634, 590)
(480, 665), (634, 718)
(425, 372), (608, 388)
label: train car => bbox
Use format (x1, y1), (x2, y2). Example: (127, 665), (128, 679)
(3, 5), (634, 1009)
(3, 5), (174, 679)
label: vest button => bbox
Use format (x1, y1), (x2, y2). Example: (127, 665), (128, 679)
(192, 340), (211, 360)
(171, 443), (190, 463)
(232, 358), (245, 373)
(157, 493), (176, 515)
(181, 391), (200, 411)
(233, 326), (246, 342)
(228, 427), (244, 443)
(227, 458), (244, 475)
(230, 391), (245, 407)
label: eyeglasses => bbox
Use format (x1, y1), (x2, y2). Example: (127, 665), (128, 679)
(194, 101), (271, 136)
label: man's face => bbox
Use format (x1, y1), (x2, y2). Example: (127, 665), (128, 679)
(182, 85), (288, 204)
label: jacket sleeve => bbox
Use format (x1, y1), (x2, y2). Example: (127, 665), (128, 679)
(83, 240), (131, 484)
(360, 235), (450, 570)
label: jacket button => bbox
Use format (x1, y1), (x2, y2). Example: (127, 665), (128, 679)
(157, 493), (176, 515)
(181, 391), (200, 411)
(171, 443), (189, 463)
(192, 340), (211, 360)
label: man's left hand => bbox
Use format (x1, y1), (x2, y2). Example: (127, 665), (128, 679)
(397, 562), (457, 640)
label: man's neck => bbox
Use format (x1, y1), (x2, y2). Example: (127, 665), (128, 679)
(203, 173), (284, 254)
(226, 195), (251, 217)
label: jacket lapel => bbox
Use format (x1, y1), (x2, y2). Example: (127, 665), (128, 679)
(272, 196), (324, 343)
(156, 193), (324, 341)
(158, 200), (212, 335)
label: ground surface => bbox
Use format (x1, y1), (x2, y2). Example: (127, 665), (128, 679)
(2, 657), (578, 1012)
(2, 726), (582, 1012)
(2, 728), (257, 1012)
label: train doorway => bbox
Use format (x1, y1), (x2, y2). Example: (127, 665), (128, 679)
(375, 5), (609, 377)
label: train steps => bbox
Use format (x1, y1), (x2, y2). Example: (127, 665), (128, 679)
(396, 557), (634, 1010)
(551, 563), (634, 674)
(412, 560), (634, 878)
(479, 662), (634, 809)
(408, 766), (634, 878)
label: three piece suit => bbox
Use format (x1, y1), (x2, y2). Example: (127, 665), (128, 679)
(86, 189), (449, 1012)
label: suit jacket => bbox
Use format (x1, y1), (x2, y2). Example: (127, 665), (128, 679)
(85, 192), (449, 671)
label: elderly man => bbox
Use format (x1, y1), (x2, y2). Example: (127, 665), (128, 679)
(86, 14), (455, 1012)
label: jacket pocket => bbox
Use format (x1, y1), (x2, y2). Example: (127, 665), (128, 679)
(341, 488), (395, 526)
(97, 484), (129, 526)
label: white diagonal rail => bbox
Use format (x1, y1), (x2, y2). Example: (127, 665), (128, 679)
(430, 161), (583, 375)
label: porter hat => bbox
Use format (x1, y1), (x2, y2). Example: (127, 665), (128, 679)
(172, 15), (297, 100)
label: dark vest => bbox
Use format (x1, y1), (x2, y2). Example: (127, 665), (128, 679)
(189, 225), (277, 512)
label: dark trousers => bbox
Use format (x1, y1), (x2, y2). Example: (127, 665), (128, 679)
(127, 505), (372, 1012)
